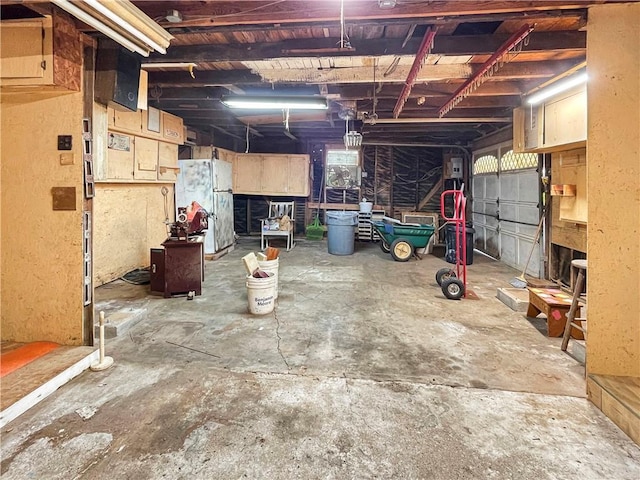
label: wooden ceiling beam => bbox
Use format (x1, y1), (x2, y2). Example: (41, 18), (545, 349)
(368, 96), (522, 111)
(151, 81), (530, 104)
(147, 59), (580, 86)
(338, 81), (529, 99)
(148, 31), (584, 63)
(160, 10), (584, 35)
(133, 1), (599, 28)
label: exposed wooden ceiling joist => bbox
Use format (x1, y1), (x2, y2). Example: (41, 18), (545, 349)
(132, 1), (599, 28)
(145, 31), (585, 63)
(124, 0), (601, 146)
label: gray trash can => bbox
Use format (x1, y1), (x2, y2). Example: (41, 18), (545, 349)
(326, 211), (358, 255)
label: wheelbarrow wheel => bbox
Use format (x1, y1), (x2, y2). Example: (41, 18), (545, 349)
(390, 239), (413, 262)
(379, 239), (391, 253)
(442, 278), (465, 300)
(435, 267), (457, 286)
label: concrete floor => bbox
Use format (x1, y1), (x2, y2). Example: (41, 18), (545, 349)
(2, 238), (639, 479)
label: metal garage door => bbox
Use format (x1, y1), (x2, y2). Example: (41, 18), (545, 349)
(472, 143), (542, 276)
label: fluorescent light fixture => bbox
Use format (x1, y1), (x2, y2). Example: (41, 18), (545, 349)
(221, 95), (328, 110)
(141, 62), (198, 69)
(84, 0), (167, 54)
(51, 0), (149, 56)
(527, 72), (588, 105)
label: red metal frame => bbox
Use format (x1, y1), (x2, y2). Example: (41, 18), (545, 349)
(438, 24), (534, 117)
(440, 187), (467, 297)
(392, 27), (437, 119)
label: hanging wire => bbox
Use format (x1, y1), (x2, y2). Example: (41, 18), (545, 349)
(371, 58), (379, 122)
(245, 124), (250, 153)
(340, 0), (345, 49)
(384, 56), (401, 77)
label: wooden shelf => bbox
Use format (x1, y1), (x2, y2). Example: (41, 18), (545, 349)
(551, 184), (576, 196)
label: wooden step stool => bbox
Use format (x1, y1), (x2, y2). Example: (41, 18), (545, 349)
(561, 259), (588, 353)
(527, 287), (577, 337)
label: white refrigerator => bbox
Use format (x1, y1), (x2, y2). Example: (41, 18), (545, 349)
(175, 157), (235, 254)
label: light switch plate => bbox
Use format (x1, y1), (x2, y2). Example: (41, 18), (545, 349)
(58, 135), (72, 150)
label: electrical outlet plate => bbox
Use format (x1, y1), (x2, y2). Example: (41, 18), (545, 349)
(60, 153), (75, 165)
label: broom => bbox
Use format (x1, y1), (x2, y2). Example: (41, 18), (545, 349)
(510, 210), (545, 288)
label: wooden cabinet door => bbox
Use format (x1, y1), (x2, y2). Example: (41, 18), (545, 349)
(106, 132), (134, 180)
(261, 155), (289, 194)
(162, 111), (184, 144)
(234, 155), (263, 194)
(114, 109), (142, 134)
(142, 107), (162, 139)
(544, 89), (587, 148)
(287, 155), (310, 196)
(0, 19), (47, 79)
(158, 142), (179, 181)
(513, 107), (525, 153)
(133, 136), (158, 180)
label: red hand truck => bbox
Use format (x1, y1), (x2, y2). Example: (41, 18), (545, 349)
(436, 187), (467, 300)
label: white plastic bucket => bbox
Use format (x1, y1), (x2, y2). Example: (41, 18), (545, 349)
(258, 258), (280, 299)
(359, 201), (373, 213)
(246, 273), (276, 315)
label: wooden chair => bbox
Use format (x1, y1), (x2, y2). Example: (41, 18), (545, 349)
(261, 201), (295, 251)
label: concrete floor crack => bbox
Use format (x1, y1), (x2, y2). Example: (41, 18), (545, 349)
(273, 309), (291, 371)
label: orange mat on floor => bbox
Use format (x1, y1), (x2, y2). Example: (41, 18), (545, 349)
(1, 342), (60, 378)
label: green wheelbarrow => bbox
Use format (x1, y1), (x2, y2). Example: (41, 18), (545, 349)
(371, 218), (436, 262)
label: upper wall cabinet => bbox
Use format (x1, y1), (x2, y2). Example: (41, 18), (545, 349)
(513, 85), (586, 153)
(544, 88), (587, 149)
(0, 13), (81, 92)
(233, 153), (310, 196)
(108, 107), (184, 146)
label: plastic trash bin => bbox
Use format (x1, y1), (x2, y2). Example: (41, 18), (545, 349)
(326, 211), (358, 255)
(444, 223), (475, 265)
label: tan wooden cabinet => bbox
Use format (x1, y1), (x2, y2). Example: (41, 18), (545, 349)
(1, 19), (48, 80)
(233, 153), (310, 196)
(102, 132), (178, 183)
(109, 107), (183, 145)
(1, 13), (81, 91)
(513, 86), (586, 154)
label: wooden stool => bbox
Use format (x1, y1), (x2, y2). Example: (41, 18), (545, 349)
(561, 259), (587, 351)
(527, 287), (574, 337)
